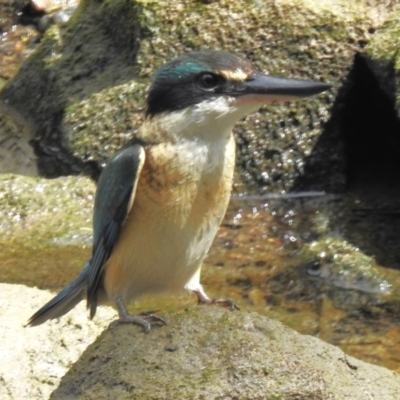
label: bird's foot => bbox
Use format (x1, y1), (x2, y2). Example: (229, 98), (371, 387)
(192, 288), (239, 310)
(114, 296), (167, 333)
(113, 311), (166, 333)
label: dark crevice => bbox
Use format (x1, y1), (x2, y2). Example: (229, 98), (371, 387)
(343, 54), (400, 194)
(332, 54), (400, 270)
(293, 53), (400, 270)
(293, 52), (400, 195)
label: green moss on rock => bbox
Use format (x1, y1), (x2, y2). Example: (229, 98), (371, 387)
(365, 7), (400, 70)
(301, 236), (392, 295)
(0, 0), (377, 191)
(0, 174), (95, 288)
(0, 174), (94, 244)
(64, 81), (146, 164)
(364, 6), (400, 118)
(50, 307), (400, 399)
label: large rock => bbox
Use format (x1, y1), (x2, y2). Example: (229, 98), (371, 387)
(50, 306), (400, 400)
(0, 283), (115, 400)
(320, 4), (400, 195)
(0, 174), (94, 288)
(0, 0), (385, 192)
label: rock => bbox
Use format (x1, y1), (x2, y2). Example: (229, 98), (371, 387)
(38, 7), (77, 32)
(49, 306), (400, 400)
(30, 0), (80, 13)
(0, 0), (142, 179)
(0, 283), (115, 400)
(301, 236), (392, 297)
(0, 0), (386, 192)
(0, 174), (94, 288)
(0, 0), (27, 32)
(325, 5), (400, 196)
(363, 5), (400, 115)
(0, 110), (38, 175)
(0, 4), (39, 86)
(0, 174), (94, 243)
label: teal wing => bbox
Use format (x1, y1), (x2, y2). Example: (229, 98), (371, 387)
(87, 143), (145, 318)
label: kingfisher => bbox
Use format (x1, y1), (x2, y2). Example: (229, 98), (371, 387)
(28, 51), (330, 331)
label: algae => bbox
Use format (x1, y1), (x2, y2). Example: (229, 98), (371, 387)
(301, 236), (392, 295)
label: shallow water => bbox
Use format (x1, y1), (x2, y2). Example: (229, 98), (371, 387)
(202, 193), (400, 372)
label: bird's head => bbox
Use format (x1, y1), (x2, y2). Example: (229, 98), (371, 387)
(145, 51), (330, 139)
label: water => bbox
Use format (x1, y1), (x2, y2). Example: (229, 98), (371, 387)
(203, 193), (400, 372)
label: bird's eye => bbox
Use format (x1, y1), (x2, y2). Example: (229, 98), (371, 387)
(198, 73), (220, 90)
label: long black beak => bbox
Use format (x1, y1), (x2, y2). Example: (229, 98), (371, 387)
(234, 72), (331, 104)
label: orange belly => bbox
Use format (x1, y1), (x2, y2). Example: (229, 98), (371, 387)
(103, 135), (235, 302)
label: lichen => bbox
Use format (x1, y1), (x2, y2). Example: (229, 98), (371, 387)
(0, 174), (94, 245)
(0, 0), (379, 190)
(365, 6), (400, 71)
(64, 81), (146, 164)
(364, 6), (400, 118)
(63, 0), (372, 191)
(0, 174), (95, 288)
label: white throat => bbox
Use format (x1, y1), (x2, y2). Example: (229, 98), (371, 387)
(151, 96), (260, 143)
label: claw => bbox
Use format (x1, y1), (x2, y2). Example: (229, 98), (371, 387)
(113, 296), (167, 333)
(192, 288), (239, 310)
(214, 298), (240, 310)
(114, 313), (166, 333)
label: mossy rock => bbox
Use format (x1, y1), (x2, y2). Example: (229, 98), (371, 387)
(50, 307), (400, 400)
(363, 5), (400, 116)
(0, 0), (378, 192)
(0, 174), (94, 288)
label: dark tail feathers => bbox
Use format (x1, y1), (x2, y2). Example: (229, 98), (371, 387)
(27, 263), (90, 326)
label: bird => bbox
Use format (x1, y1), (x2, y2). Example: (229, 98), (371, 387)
(28, 50), (330, 332)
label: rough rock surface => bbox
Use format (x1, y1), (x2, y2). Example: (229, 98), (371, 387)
(363, 2), (400, 106)
(0, 0), (385, 192)
(50, 305), (400, 400)
(3, 283), (400, 399)
(0, 283), (115, 400)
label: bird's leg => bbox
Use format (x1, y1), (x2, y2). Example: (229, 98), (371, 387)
(113, 296), (167, 333)
(192, 286), (239, 310)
